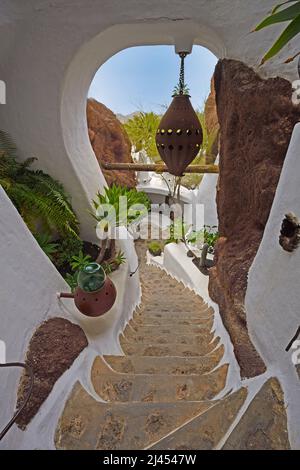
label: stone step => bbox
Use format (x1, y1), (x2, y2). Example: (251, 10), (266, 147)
(120, 335), (220, 357)
(135, 297), (209, 316)
(55, 382), (215, 450)
(104, 345), (224, 375)
(139, 296), (206, 307)
(149, 387), (248, 450)
(121, 330), (215, 346)
(131, 316), (214, 328)
(222, 378), (290, 450)
(133, 307), (213, 320)
(127, 322), (214, 336)
(137, 294), (208, 305)
(91, 357), (229, 403)
(143, 284), (197, 295)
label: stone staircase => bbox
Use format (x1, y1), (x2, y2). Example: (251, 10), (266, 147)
(55, 240), (290, 450)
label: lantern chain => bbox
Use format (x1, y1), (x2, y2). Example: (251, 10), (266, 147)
(179, 52), (187, 95)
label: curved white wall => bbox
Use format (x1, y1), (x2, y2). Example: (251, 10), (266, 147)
(246, 124), (300, 449)
(0, 188), (141, 449)
(196, 165), (219, 228)
(0, 1), (299, 238)
(0, 188), (70, 445)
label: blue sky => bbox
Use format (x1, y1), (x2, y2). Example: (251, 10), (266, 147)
(88, 45), (217, 115)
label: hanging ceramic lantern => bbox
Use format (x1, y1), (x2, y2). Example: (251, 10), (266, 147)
(59, 263), (117, 317)
(156, 53), (203, 176)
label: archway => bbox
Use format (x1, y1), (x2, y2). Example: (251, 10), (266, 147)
(60, 21), (225, 238)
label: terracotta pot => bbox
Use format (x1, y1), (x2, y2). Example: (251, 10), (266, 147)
(74, 277), (117, 317)
(156, 95), (203, 176)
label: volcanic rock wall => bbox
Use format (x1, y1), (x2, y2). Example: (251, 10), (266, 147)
(87, 99), (136, 188)
(209, 59), (300, 378)
(204, 77), (219, 163)
(205, 77), (219, 135)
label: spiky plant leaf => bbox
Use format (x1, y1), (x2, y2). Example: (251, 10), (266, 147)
(272, 0), (299, 14)
(254, 1), (300, 63)
(34, 233), (59, 260)
(261, 14), (300, 64)
(255, 1), (300, 31)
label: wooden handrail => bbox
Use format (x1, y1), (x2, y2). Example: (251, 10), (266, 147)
(100, 162), (219, 174)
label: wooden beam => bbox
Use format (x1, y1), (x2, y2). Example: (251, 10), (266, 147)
(100, 162), (219, 174)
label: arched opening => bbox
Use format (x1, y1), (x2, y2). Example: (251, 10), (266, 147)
(86, 44), (218, 189)
(60, 22), (225, 239)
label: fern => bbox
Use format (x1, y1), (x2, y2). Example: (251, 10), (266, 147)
(0, 130), (80, 238)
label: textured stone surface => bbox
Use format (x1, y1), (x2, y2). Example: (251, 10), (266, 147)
(151, 387), (248, 450)
(55, 238), (292, 450)
(205, 77), (219, 135)
(87, 98), (136, 188)
(104, 346), (224, 375)
(16, 318), (88, 429)
(223, 378), (290, 450)
(55, 382), (213, 450)
(209, 59), (300, 378)
(131, 316), (214, 327)
(204, 77), (219, 163)
(120, 336), (221, 357)
(92, 357), (228, 402)
(127, 322), (213, 336)
(134, 306), (214, 319)
(122, 330), (215, 345)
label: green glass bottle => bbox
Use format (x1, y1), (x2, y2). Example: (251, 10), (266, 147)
(77, 263), (105, 293)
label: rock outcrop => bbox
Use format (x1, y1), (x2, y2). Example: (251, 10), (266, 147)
(87, 99), (136, 188)
(204, 77), (219, 135)
(16, 318), (88, 429)
(204, 77), (219, 163)
(209, 59), (300, 378)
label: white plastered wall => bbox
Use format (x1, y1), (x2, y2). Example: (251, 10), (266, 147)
(246, 124), (300, 449)
(0, 189), (140, 449)
(0, 187), (70, 447)
(196, 156), (219, 228)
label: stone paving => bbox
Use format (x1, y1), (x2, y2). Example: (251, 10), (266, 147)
(55, 239), (290, 450)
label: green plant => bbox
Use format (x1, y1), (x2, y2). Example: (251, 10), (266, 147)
(55, 236), (83, 267)
(70, 250), (92, 272)
(92, 184), (151, 227)
(124, 112), (161, 160)
(186, 226), (219, 248)
(172, 83), (190, 96)
(205, 231), (219, 248)
(165, 218), (190, 245)
(102, 250), (126, 273)
(186, 230), (203, 245)
(196, 111), (219, 160)
(65, 272), (78, 293)
(113, 250), (126, 266)
(102, 261), (113, 275)
(0, 130), (79, 238)
(148, 241), (163, 256)
(254, 1), (300, 64)
(34, 233), (59, 261)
